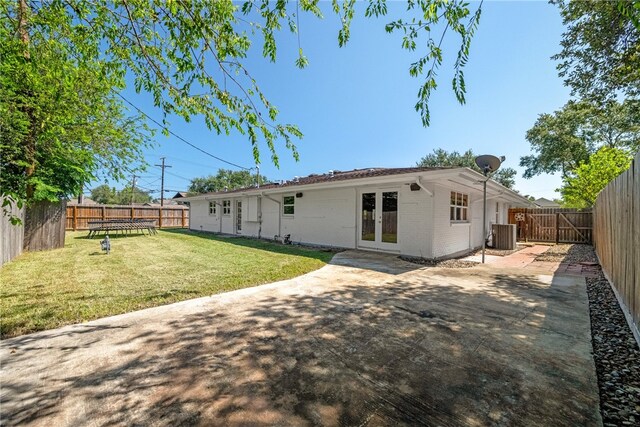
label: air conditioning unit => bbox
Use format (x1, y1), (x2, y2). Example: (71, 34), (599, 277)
(492, 224), (516, 250)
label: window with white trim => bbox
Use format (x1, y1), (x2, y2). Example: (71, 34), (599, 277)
(450, 191), (468, 222)
(283, 195), (295, 215)
(208, 201), (216, 215)
(222, 200), (231, 215)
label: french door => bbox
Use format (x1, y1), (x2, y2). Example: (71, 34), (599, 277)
(235, 200), (242, 234)
(358, 189), (399, 251)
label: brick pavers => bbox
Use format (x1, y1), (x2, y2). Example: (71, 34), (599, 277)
(484, 245), (602, 278)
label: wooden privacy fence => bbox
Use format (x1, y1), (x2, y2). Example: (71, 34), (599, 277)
(1, 199), (66, 267)
(24, 200), (67, 251)
(1, 198), (25, 267)
(66, 204), (189, 230)
(508, 208), (593, 244)
(593, 151), (639, 341)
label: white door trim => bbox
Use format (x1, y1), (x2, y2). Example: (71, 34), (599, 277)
(357, 187), (400, 251)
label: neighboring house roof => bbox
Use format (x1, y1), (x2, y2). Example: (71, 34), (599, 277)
(172, 192), (189, 199)
(67, 197), (98, 205)
(181, 166), (532, 206)
(140, 202), (186, 208)
(534, 197), (560, 207)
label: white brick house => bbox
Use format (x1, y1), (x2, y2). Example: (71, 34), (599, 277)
(182, 167), (530, 259)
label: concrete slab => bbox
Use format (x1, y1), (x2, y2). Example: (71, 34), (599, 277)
(0, 250), (601, 426)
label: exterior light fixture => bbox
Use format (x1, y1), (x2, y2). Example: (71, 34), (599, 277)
(474, 155), (504, 263)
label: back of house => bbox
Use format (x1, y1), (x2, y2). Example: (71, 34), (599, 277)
(182, 167), (530, 259)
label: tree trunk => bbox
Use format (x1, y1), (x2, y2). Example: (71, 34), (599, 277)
(18, 0), (36, 199)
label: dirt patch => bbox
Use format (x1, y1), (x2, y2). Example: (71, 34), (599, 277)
(535, 244), (598, 264)
(399, 256), (478, 268)
(582, 244), (640, 426)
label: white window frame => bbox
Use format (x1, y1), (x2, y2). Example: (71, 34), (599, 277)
(282, 195), (295, 216)
(450, 191), (469, 223)
(208, 201), (217, 216)
(222, 200), (231, 215)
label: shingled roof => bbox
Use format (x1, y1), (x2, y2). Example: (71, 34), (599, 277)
(195, 167), (452, 197)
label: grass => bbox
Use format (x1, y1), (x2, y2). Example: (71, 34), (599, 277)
(0, 229), (334, 338)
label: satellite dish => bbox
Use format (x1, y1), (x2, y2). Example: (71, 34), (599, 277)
(474, 154), (503, 176)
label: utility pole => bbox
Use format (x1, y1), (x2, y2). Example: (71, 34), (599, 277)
(155, 157), (172, 206)
(130, 174), (138, 205)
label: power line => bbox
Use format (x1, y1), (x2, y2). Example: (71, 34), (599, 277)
(117, 93), (251, 171)
(165, 170), (193, 182)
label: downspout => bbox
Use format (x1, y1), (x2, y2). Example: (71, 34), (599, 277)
(354, 188), (358, 248)
(257, 196), (262, 239)
(262, 193), (281, 237)
(415, 177), (433, 197)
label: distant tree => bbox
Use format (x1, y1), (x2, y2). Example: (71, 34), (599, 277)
(417, 149), (517, 189)
(114, 186), (152, 205)
(553, 0), (640, 102)
(521, 100), (640, 178)
(90, 185), (118, 205)
(188, 169), (267, 194)
(522, 195), (537, 202)
(559, 147), (633, 208)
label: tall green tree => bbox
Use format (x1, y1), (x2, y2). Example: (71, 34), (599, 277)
(417, 149), (518, 189)
(90, 185), (118, 205)
(559, 147), (633, 208)
(188, 169), (266, 194)
(114, 186), (152, 205)
(553, 0), (640, 102)
(520, 100), (640, 178)
(2, 0), (485, 212)
(89, 184), (151, 204)
(1, 0), (151, 213)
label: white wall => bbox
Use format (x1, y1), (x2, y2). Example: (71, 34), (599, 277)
(278, 187), (357, 248)
(431, 184), (477, 258)
(189, 200), (221, 233)
(396, 184), (432, 257)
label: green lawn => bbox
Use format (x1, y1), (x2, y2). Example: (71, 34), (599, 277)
(0, 230), (334, 338)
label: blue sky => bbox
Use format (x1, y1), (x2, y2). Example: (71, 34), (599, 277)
(112, 1), (570, 200)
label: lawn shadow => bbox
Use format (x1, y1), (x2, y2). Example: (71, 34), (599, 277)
(0, 259), (599, 426)
(72, 232), (151, 240)
(161, 228), (336, 264)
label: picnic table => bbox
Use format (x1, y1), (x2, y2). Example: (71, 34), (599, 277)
(87, 219), (157, 238)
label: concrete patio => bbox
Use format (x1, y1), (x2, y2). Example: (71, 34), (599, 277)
(0, 248), (601, 426)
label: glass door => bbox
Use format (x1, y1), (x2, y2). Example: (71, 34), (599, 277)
(358, 189), (398, 250)
(381, 191), (398, 245)
(235, 200), (242, 233)
(361, 192), (376, 245)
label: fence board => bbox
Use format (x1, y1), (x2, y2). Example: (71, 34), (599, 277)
(0, 198), (25, 267)
(23, 200), (67, 252)
(66, 204), (189, 230)
(594, 151), (639, 342)
(508, 207), (592, 243)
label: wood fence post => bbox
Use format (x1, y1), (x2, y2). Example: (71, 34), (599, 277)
(555, 213), (560, 244)
(159, 208), (163, 228)
(102, 206), (106, 221)
(181, 208), (186, 228)
(131, 207), (134, 221)
(73, 205), (77, 231)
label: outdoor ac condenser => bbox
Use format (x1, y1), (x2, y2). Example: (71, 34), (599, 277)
(492, 224), (517, 250)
